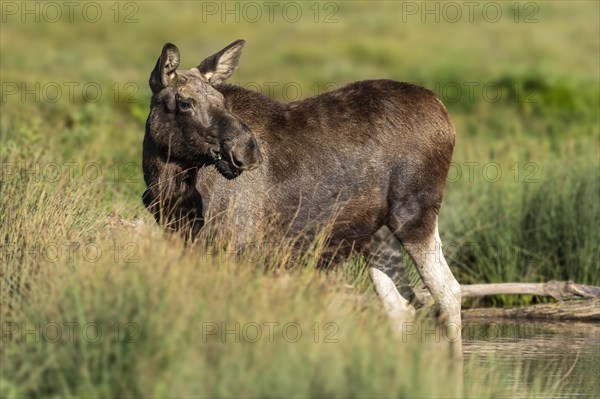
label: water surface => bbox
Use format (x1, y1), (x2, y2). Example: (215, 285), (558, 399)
(463, 320), (600, 398)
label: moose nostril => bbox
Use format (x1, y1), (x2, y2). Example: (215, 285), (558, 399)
(227, 151), (245, 170)
(228, 150), (261, 171)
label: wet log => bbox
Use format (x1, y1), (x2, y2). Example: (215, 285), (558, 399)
(461, 298), (600, 321)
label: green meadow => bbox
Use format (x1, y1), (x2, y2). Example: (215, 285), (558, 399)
(1, 1), (598, 397)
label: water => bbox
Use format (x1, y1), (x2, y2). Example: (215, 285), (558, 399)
(463, 320), (600, 398)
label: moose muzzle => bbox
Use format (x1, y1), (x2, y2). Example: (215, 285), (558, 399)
(222, 128), (262, 172)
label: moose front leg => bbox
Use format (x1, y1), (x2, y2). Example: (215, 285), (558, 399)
(142, 162), (204, 240)
(142, 187), (204, 240)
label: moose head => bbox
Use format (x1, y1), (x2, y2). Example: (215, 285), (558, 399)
(147, 39), (262, 179)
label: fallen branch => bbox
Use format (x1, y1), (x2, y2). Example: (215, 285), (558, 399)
(415, 280), (600, 305)
(460, 281), (600, 300)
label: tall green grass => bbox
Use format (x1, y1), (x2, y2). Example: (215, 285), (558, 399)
(443, 136), (599, 288)
(0, 171), (583, 398)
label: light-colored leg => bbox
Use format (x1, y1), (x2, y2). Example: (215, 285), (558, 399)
(401, 221), (462, 356)
(401, 220), (463, 395)
(370, 267), (416, 332)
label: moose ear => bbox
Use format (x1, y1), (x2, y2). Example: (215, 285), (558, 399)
(149, 43), (180, 93)
(197, 39), (245, 84)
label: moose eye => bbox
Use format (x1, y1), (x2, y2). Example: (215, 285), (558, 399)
(178, 100), (192, 110)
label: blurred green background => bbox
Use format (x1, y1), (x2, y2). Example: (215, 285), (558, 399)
(1, 1), (599, 397)
(2, 0), (598, 286)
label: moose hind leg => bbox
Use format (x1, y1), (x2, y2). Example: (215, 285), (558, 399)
(389, 212), (462, 350)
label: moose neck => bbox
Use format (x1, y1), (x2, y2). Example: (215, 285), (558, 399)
(214, 83), (286, 129)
